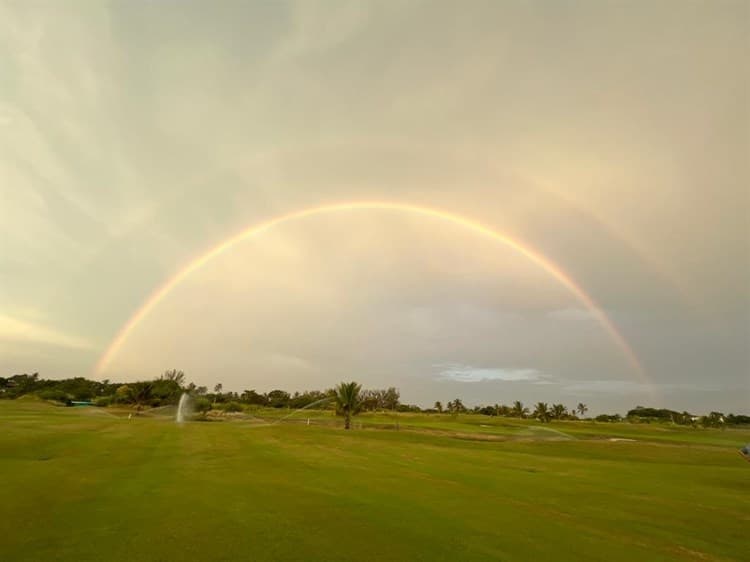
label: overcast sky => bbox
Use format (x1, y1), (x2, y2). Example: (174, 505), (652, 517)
(1, 1), (747, 413)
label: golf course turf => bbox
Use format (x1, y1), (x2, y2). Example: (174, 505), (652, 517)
(1, 400), (748, 561)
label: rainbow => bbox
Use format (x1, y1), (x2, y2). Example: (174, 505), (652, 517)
(95, 201), (649, 389)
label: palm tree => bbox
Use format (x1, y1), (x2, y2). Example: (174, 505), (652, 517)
(512, 400), (529, 419)
(551, 403), (567, 420)
(533, 402), (550, 423)
(577, 403), (588, 418)
(334, 381), (362, 430)
(434, 401), (443, 413)
(497, 404), (512, 417)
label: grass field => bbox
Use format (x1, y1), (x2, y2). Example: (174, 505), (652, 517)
(1, 400), (748, 561)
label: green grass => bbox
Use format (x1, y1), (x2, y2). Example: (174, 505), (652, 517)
(1, 400), (748, 561)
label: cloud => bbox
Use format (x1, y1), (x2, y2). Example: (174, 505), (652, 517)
(436, 364), (541, 383)
(0, 2), (745, 412)
(0, 314), (93, 350)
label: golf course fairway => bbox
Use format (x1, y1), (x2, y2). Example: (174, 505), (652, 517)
(1, 400), (748, 561)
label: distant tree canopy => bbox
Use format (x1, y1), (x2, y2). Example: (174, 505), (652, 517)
(595, 413), (622, 423)
(0, 371), (181, 407)
(1, 373), (748, 426)
(624, 406), (750, 427)
(446, 398), (466, 414)
(627, 406), (699, 425)
(0, 373), (118, 402)
(360, 387), (400, 411)
(267, 389), (291, 408)
(627, 406), (676, 420)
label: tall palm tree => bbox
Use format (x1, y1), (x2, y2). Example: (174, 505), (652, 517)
(533, 402), (550, 423)
(451, 398), (464, 414)
(498, 404), (512, 417)
(551, 403), (567, 420)
(334, 381), (362, 430)
(577, 403), (588, 418)
(512, 400), (529, 419)
(434, 401), (443, 413)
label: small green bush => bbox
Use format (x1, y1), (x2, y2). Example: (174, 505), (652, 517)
(37, 389), (70, 403)
(221, 401), (244, 413)
(193, 397), (212, 415)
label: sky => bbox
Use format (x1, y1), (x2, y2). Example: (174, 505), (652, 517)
(1, 1), (748, 414)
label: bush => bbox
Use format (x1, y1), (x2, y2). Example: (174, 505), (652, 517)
(221, 401), (244, 413)
(193, 397), (212, 416)
(114, 385), (133, 404)
(37, 389), (70, 403)
(95, 396), (113, 407)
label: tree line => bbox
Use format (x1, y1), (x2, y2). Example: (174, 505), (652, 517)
(0, 371), (404, 413)
(1, 371), (748, 427)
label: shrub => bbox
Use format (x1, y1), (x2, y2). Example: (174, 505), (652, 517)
(193, 397), (212, 416)
(221, 401), (244, 413)
(114, 385), (133, 404)
(37, 389), (70, 403)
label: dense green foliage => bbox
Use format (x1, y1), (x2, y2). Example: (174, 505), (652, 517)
(626, 406), (750, 427)
(334, 381), (362, 429)
(1, 400), (748, 561)
(0, 373), (117, 402)
(2, 372), (748, 426)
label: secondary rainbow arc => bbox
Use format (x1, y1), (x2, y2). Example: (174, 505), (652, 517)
(95, 201), (649, 392)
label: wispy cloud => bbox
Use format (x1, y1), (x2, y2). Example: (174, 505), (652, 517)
(0, 2), (745, 411)
(266, 352), (317, 372)
(0, 314), (93, 350)
(436, 363), (541, 383)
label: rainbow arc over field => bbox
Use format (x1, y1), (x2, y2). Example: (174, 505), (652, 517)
(95, 201), (650, 392)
